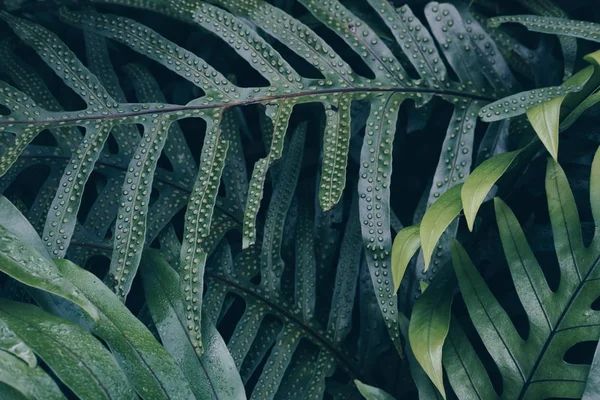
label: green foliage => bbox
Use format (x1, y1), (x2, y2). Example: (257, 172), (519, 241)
(0, 0), (599, 398)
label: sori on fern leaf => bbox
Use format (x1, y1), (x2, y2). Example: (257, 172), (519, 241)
(0, 0), (599, 399)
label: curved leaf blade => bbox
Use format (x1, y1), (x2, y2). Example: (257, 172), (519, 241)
(0, 299), (135, 400)
(354, 380), (394, 400)
(55, 259), (196, 400)
(391, 224), (421, 294)
(408, 271), (454, 399)
(0, 350), (65, 400)
(141, 249), (247, 400)
(462, 150), (521, 231)
(420, 184), (463, 270)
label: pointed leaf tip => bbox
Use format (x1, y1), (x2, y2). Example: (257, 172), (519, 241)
(462, 151), (521, 231)
(391, 225), (421, 294)
(421, 184), (464, 271)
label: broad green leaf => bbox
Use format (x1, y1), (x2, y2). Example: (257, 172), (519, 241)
(408, 270), (455, 399)
(399, 314), (443, 400)
(0, 350), (65, 400)
(354, 380), (395, 400)
(462, 150), (521, 231)
(0, 196), (48, 258)
(140, 249), (247, 400)
(450, 240), (528, 399)
(391, 225), (421, 294)
(0, 382), (30, 400)
(0, 319), (36, 368)
(0, 299), (135, 400)
(420, 184), (463, 270)
(561, 90), (600, 130)
(526, 96), (562, 160)
(0, 201), (98, 321)
(55, 259), (196, 400)
(442, 319), (498, 400)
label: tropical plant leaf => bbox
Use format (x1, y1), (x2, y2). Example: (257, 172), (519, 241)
(420, 184), (463, 271)
(461, 150), (521, 230)
(408, 270), (454, 399)
(0, 350), (65, 400)
(447, 150), (600, 398)
(55, 259), (196, 400)
(0, 299), (136, 400)
(354, 380), (395, 400)
(140, 249), (246, 400)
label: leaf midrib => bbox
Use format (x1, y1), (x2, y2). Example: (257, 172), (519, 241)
(0, 86), (495, 128)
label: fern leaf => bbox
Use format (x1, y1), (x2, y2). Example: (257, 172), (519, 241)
(358, 93), (405, 352)
(367, 1), (448, 88)
(43, 122), (114, 257)
(319, 94), (352, 211)
(327, 199), (361, 344)
(489, 15), (600, 43)
(261, 124), (305, 291)
(60, 9), (241, 103)
(211, 0), (358, 86)
(294, 201), (316, 324)
(244, 100), (294, 248)
(180, 118), (229, 355)
(107, 115), (174, 300)
(447, 150), (600, 398)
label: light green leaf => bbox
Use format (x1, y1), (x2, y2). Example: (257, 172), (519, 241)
(0, 350), (65, 400)
(391, 225), (421, 294)
(526, 95), (562, 160)
(408, 271), (455, 400)
(354, 380), (395, 400)
(462, 150), (521, 231)
(55, 259), (196, 400)
(420, 184), (463, 270)
(0, 299), (135, 400)
(140, 249), (247, 400)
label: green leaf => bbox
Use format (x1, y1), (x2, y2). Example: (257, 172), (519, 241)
(408, 271), (455, 399)
(319, 94), (352, 211)
(179, 119), (229, 355)
(583, 340), (600, 400)
(0, 350), (65, 400)
(526, 95), (562, 160)
(462, 150), (521, 231)
(399, 314), (443, 400)
(106, 115), (175, 301)
(442, 319), (497, 400)
(0, 198), (98, 321)
(489, 15), (600, 43)
(391, 225), (421, 294)
(0, 299), (136, 400)
(354, 380), (395, 400)
(0, 195), (48, 259)
(140, 249), (247, 400)
(358, 93), (405, 353)
(420, 184), (463, 270)
(450, 240), (526, 399)
(0, 318), (36, 368)
(55, 259), (196, 400)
